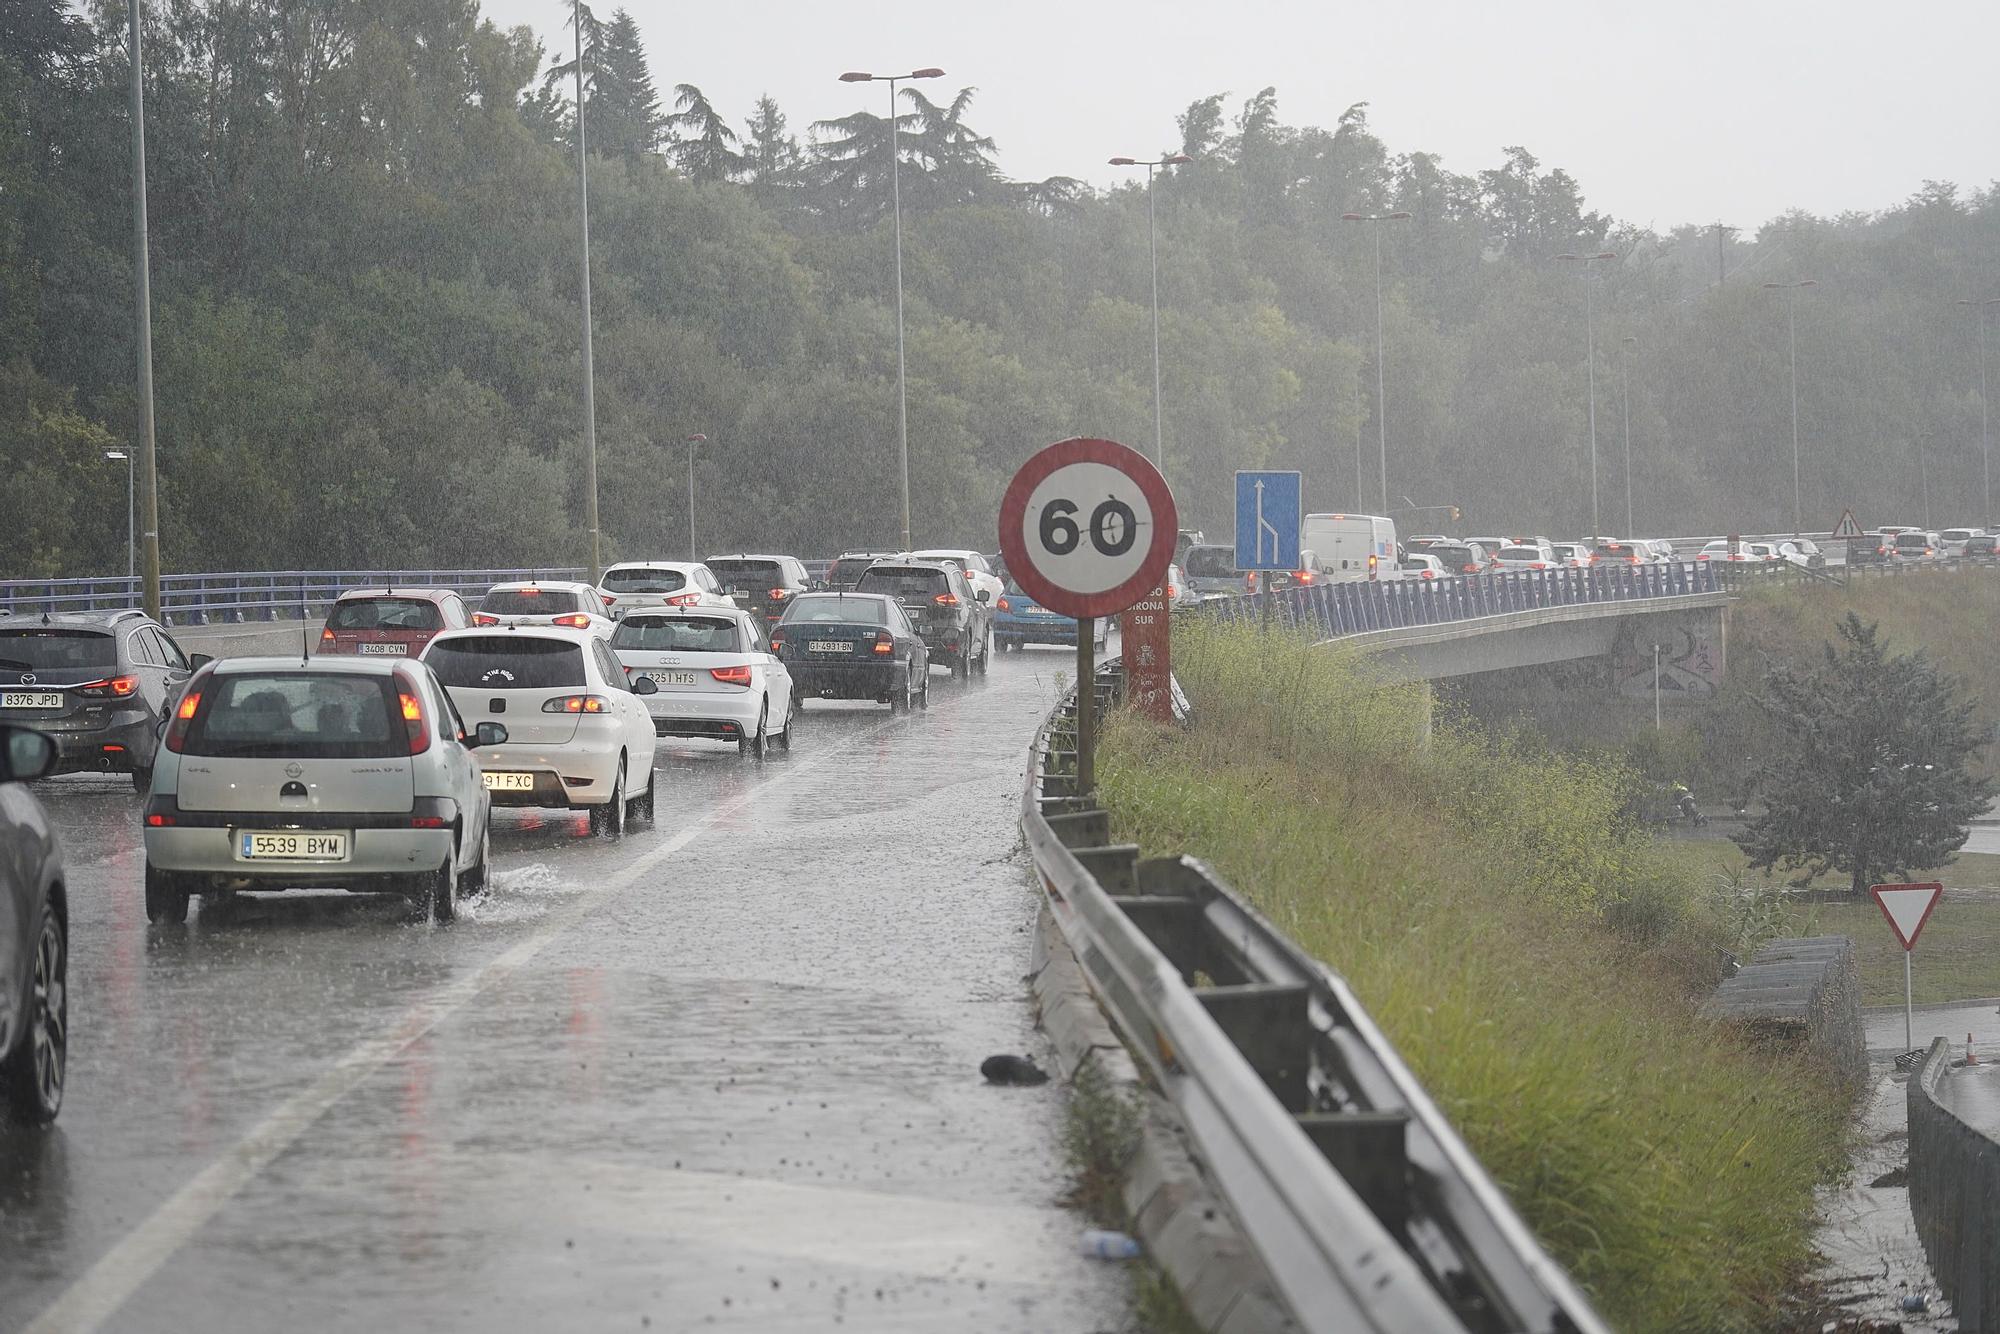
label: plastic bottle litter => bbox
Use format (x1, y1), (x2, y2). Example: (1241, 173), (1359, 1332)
(1079, 1229), (1141, 1260)
(1900, 1292), (1930, 1314)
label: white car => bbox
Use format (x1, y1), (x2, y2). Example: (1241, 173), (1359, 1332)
(1939, 528), (1985, 558)
(909, 549), (1005, 607)
(1695, 540), (1762, 563)
(140, 656), (504, 924)
(1400, 553), (1447, 580)
(423, 627), (658, 835)
(1163, 562), (1201, 607)
(597, 562), (733, 618)
(1744, 542), (1788, 563)
(472, 580), (617, 638)
(611, 607), (795, 757)
(1549, 541), (1592, 568)
(1493, 541), (1558, 572)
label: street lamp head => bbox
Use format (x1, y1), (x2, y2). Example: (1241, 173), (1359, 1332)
(1341, 212), (1365, 221)
(104, 450), (128, 460)
(1621, 335), (1638, 345)
(1108, 156), (1137, 166)
(1593, 251), (1617, 260)
(909, 67), (945, 79)
(1389, 211), (1413, 220)
(686, 433), (707, 443)
(838, 71), (872, 83)
(1165, 154), (1193, 165)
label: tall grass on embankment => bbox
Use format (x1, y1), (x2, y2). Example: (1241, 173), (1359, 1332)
(1097, 620), (1850, 1332)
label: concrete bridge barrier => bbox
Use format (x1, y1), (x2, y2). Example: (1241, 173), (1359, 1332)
(1909, 1035), (2000, 1330)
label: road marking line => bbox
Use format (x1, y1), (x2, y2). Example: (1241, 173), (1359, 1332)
(23, 684), (1009, 1334)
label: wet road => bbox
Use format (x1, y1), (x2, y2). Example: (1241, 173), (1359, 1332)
(1, 649), (1131, 1333)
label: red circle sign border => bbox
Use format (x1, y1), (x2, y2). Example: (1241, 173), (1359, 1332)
(997, 437), (1179, 620)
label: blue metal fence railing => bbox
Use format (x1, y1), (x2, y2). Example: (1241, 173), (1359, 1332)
(1204, 560), (1721, 639)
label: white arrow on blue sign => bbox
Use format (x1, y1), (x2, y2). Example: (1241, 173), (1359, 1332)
(1234, 471), (1302, 571)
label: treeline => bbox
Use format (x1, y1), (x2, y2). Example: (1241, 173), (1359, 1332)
(3, 0), (1997, 577)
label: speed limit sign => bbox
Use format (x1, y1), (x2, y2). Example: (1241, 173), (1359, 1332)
(997, 438), (1179, 620)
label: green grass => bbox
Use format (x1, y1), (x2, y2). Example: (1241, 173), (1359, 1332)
(1098, 621), (1850, 1333)
(1781, 895), (2000, 1006)
(1660, 840), (2000, 892)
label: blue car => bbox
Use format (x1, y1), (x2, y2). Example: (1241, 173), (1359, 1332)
(993, 581), (1107, 653)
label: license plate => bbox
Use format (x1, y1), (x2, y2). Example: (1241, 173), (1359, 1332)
(238, 831), (347, 861)
(808, 641), (853, 653)
(357, 642), (408, 655)
(483, 771), (536, 791)
(1, 691), (64, 709)
(646, 670), (701, 686)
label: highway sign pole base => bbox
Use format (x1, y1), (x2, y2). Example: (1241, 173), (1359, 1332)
(1075, 617), (1095, 795)
(1904, 949), (1913, 1052)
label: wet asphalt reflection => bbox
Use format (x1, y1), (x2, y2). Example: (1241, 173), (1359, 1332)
(0, 648), (1131, 1333)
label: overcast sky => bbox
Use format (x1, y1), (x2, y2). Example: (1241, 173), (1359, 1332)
(480, 0), (1998, 231)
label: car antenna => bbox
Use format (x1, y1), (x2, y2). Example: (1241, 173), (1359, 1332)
(302, 624), (310, 666)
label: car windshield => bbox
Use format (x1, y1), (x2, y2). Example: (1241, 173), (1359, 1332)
(425, 635), (587, 689)
(1183, 546), (1236, 578)
(0, 628), (118, 670)
(781, 595), (888, 626)
(601, 567), (688, 594)
(612, 617), (742, 652)
(327, 598), (443, 632)
(854, 568), (948, 599)
(182, 673), (401, 758)
(481, 588), (581, 615)
(706, 559), (783, 590)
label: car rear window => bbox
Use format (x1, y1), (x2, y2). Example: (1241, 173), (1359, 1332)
(612, 617), (742, 653)
(0, 628), (118, 670)
(854, 567), (948, 599)
(182, 673), (401, 758)
(601, 567), (689, 594)
(425, 636), (587, 689)
(706, 559), (784, 591)
(1895, 533), (1931, 548)
(781, 595), (889, 626)
(1183, 545), (1236, 578)
(1943, 530), (1979, 542)
(1498, 546), (1544, 561)
(1427, 545), (1476, 568)
(827, 557), (885, 589)
(1969, 536), (1998, 550)
(327, 598), (443, 632)
(481, 588), (581, 615)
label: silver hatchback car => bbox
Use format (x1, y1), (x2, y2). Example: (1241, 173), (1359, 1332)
(141, 657), (506, 924)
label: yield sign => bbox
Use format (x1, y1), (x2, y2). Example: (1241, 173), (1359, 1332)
(1830, 509), (1864, 539)
(1870, 882), (1943, 950)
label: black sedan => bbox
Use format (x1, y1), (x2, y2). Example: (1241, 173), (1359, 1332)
(771, 593), (929, 711)
(0, 724), (66, 1123)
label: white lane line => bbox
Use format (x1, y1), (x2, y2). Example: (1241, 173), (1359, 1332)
(23, 687), (1007, 1334)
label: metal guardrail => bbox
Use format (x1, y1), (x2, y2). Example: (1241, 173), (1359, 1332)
(1023, 664), (1609, 1334)
(1908, 1035), (2000, 1331)
(1207, 560), (1722, 639)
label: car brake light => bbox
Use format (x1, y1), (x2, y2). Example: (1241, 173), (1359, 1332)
(997, 597), (1010, 612)
(1464, 564), (1478, 573)
(543, 695), (610, 713)
(666, 592), (701, 607)
(768, 588), (791, 600)
(1293, 569), (1314, 585)
(552, 614), (591, 628)
(472, 613), (500, 625)
(599, 593), (616, 605)
(709, 665), (753, 686)
(1530, 562), (1546, 570)
(398, 691), (430, 754)
(516, 587), (542, 597)
(77, 675), (142, 698)
(769, 634), (785, 652)
(873, 631), (894, 655)
(146, 812), (174, 827)
(933, 592), (961, 606)
(164, 689), (203, 752)
(320, 628), (336, 645)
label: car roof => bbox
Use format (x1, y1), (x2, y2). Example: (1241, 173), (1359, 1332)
(793, 590), (896, 603)
(616, 605), (755, 624)
(861, 559), (955, 574)
(705, 553), (794, 562)
(334, 587), (456, 603)
(5, 608), (154, 627)
(427, 625), (600, 647)
(483, 580), (595, 594)
(603, 560), (707, 571)
(208, 655), (410, 676)
(910, 547), (980, 558)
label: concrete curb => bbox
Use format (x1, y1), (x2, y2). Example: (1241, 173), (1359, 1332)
(1029, 905), (1297, 1333)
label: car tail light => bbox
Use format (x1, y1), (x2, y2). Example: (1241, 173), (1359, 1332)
(768, 588), (791, 601)
(472, 613), (500, 625)
(1464, 564), (1479, 573)
(709, 665), (753, 687)
(769, 633), (785, 652)
(320, 628), (336, 646)
(599, 594), (616, 605)
(873, 631), (894, 655)
(1167, 583), (1179, 598)
(997, 597), (1011, 612)
(666, 592), (701, 607)
(516, 587), (542, 597)
(146, 812), (175, 827)
(76, 675), (142, 698)
(1293, 569), (1315, 585)
(1728, 554), (1744, 561)
(552, 614), (591, 628)
(543, 695), (610, 713)
(933, 592), (961, 606)
(411, 815), (447, 829)
(164, 690), (203, 752)
(1530, 562), (1546, 570)
(398, 691), (430, 754)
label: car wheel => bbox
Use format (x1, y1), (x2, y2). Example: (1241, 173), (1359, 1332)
(916, 672), (929, 710)
(421, 848), (458, 924)
(740, 703), (768, 758)
(973, 631), (991, 677)
(460, 819), (492, 897)
(0, 900), (66, 1124)
(952, 647), (970, 681)
(131, 764), (153, 794)
(144, 862), (189, 926)
(890, 668), (910, 714)
(631, 762), (657, 824)
(589, 762), (627, 838)
(773, 696), (795, 751)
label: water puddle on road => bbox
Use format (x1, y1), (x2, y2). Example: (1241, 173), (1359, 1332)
(462, 862), (589, 925)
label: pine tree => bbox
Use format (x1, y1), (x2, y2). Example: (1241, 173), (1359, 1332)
(1734, 614), (1997, 896)
(665, 82), (742, 183)
(741, 95), (801, 204)
(591, 10), (663, 160)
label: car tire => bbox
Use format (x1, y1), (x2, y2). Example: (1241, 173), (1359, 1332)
(890, 669), (910, 714)
(915, 672), (929, 710)
(421, 848), (458, 923)
(460, 819), (491, 897)
(973, 631), (991, 677)
(589, 762), (626, 838)
(952, 648), (970, 681)
(631, 762), (657, 824)
(131, 764), (152, 794)
(773, 696), (795, 751)
(740, 704), (768, 759)
(0, 900), (66, 1124)
(144, 862), (190, 926)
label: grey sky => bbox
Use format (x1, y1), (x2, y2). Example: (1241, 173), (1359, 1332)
(482, 0), (1999, 230)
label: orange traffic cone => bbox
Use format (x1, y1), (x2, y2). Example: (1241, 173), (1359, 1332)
(1969, 1033), (1979, 1066)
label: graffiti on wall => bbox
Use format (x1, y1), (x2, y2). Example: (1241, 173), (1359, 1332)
(1611, 613), (1725, 700)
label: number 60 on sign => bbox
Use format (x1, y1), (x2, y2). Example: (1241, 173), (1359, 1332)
(997, 438), (1179, 621)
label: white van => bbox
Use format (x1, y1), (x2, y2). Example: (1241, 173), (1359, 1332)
(1299, 513), (1399, 583)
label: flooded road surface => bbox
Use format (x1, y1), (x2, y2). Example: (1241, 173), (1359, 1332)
(0, 650), (1132, 1333)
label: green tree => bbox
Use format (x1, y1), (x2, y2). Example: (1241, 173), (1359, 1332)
(665, 82), (742, 182)
(741, 95), (801, 206)
(590, 10), (662, 160)
(1734, 614), (1997, 896)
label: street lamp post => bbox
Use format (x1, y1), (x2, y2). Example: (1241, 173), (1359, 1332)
(1763, 279), (1819, 536)
(1957, 297), (2000, 521)
(1343, 211), (1412, 514)
(1109, 154), (1193, 479)
(1619, 336), (1637, 537)
(105, 450), (134, 581)
(128, 0), (161, 619)
(685, 434), (706, 562)
(572, 0), (601, 584)
(1557, 251), (1619, 539)
(839, 66), (944, 551)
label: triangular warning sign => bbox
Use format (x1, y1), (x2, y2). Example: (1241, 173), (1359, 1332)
(1870, 882), (1943, 950)
(1831, 510), (1864, 539)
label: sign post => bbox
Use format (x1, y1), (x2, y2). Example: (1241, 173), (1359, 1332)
(999, 439), (1178, 793)
(1830, 509), (1863, 540)
(1871, 881), (1945, 1050)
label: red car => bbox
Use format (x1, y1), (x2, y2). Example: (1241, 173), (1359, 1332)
(317, 588), (472, 658)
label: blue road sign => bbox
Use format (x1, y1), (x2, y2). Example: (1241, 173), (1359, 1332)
(1234, 471), (1302, 570)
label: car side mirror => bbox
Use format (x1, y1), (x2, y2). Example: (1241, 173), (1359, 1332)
(976, 588), (991, 603)
(632, 674), (660, 696)
(472, 721), (509, 748)
(189, 653), (214, 670)
(0, 725), (59, 782)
